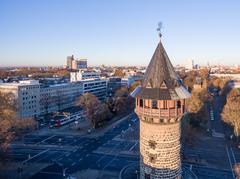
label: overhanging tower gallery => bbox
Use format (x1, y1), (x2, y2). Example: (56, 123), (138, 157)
(132, 30), (191, 178)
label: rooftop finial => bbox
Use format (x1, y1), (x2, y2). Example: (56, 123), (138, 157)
(157, 22), (163, 39)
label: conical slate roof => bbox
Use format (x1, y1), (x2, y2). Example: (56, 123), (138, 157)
(142, 41), (181, 89)
(134, 40), (190, 100)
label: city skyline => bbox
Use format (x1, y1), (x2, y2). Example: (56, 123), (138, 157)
(1, 0), (240, 67)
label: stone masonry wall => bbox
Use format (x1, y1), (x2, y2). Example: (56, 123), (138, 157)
(139, 119), (181, 179)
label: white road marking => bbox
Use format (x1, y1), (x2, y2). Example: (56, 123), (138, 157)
(22, 149), (49, 164)
(65, 153), (70, 157)
(230, 147), (237, 164)
(35, 135), (56, 145)
(129, 141), (139, 151)
(226, 145), (235, 179)
(39, 171), (62, 175)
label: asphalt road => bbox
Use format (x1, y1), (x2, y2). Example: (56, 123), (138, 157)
(7, 113), (139, 179)
(5, 101), (240, 179)
(181, 92), (240, 179)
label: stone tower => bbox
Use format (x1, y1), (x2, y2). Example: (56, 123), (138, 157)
(132, 35), (190, 179)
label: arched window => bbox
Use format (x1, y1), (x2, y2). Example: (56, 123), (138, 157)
(177, 100), (181, 108)
(139, 99), (143, 107)
(152, 100), (158, 109)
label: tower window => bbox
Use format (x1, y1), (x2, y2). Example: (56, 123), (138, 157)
(152, 100), (158, 109)
(149, 140), (156, 149)
(149, 154), (156, 163)
(164, 100), (168, 109)
(177, 100), (181, 108)
(139, 99), (143, 107)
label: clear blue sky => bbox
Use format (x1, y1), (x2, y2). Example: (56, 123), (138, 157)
(0, 0), (240, 67)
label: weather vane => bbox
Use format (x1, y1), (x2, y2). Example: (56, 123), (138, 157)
(157, 22), (163, 38)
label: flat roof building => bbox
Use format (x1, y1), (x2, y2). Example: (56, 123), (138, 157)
(0, 80), (40, 119)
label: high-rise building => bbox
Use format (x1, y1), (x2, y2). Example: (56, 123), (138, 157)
(186, 59), (194, 70)
(132, 36), (190, 178)
(72, 59), (88, 70)
(66, 55), (87, 70)
(67, 55), (74, 69)
(77, 59), (87, 69)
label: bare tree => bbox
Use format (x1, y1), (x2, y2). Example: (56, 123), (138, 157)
(0, 92), (16, 152)
(113, 87), (134, 115)
(113, 68), (125, 78)
(76, 93), (112, 128)
(222, 89), (240, 140)
(0, 92), (36, 155)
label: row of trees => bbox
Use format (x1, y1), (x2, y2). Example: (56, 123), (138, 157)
(0, 92), (36, 156)
(222, 88), (240, 140)
(186, 88), (211, 129)
(76, 86), (134, 129)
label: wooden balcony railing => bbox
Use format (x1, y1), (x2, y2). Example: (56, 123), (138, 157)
(135, 107), (183, 118)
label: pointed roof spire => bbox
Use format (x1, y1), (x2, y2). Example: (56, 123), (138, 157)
(142, 40), (181, 89)
(133, 25), (191, 100)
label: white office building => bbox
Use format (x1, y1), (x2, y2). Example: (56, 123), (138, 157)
(70, 69), (100, 82)
(0, 74), (107, 118)
(40, 82), (83, 115)
(70, 69), (107, 100)
(81, 79), (107, 100)
(0, 80), (40, 119)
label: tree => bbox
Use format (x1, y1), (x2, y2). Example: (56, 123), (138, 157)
(199, 68), (209, 79)
(0, 92), (16, 152)
(183, 75), (195, 91)
(186, 89), (210, 128)
(13, 118), (36, 136)
(113, 87), (134, 115)
(210, 77), (227, 91)
(222, 88), (240, 139)
(113, 69), (125, 78)
(0, 92), (36, 154)
(76, 93), (112, 128)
